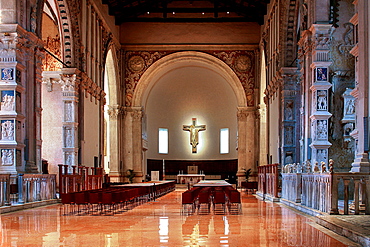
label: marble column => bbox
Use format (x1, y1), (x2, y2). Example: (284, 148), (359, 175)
(237, 107), (256, 172)
(107, 104), (123, 182)
(123, 107), (144, 182)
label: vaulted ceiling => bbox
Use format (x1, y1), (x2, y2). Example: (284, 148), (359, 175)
(102, 0), (270, 25)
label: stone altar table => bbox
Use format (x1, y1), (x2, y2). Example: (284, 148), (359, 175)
(177, 174), (205, 184)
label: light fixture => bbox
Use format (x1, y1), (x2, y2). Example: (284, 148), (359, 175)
(147, 12), (150, 15)
(172, 12), (175, 15)
(227, 11), (230, 14)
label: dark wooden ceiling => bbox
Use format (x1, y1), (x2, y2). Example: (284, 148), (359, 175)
(102, 0), (270, 25)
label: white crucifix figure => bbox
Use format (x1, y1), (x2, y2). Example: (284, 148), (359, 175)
(183, 118), (206, 153)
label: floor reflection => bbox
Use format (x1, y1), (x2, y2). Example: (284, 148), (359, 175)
(0, 190), (350, 246)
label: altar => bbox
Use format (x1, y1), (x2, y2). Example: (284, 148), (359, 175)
(177, 174), (205, 184)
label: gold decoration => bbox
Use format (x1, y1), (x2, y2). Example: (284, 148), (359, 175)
(128, 55), (145, 72)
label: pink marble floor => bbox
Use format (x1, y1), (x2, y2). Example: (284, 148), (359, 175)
(0, 190), (355, 246)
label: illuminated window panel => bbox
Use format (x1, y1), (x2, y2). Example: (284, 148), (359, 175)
(158, 128), (168, 154)
(220, 128), (229, 154)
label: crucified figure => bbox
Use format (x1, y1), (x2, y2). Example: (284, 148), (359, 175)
(183, 118), (206, 153)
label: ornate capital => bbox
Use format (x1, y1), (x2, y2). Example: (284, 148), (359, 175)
(131, 109), (143, 121)
(237, 107), (253, 121)
(60, 74), (78, 92)
(107, 105), (123, 119)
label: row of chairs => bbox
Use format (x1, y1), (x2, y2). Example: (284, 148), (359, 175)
(181, 186), (242, 215)
(61, 182), (176, 216)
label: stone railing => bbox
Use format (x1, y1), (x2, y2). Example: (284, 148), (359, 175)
(281, 168), (370, 215)
(18, 174), (57, 203)
(301, 173), (332, 213)
(281, 173), (301, 203)
(257, 164), (279, 201)
(330, 173), (370, 215)
(0, 174), (57, 206)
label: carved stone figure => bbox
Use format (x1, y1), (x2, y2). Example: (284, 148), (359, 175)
(65, 102), (73, 122)
(1, 149), (13, 165)
(305, 160), (311, 173)
(317, 95), (327, 110)
(321, 161), (327, 173)
(329, 159), (334, 173)
(313, 162), (320, 173)
(345, 99), (355, 115)
(317, 149), (327, 164)
(1, 120), (14, 140)
(1, 94), (15, 111)
(65, 128), (73, 147)
(317, 120), (327, 139)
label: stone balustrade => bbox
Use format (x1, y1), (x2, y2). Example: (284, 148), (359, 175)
(281, 173), (301, 203)
(0, 174), (56, 206)
(18, 174), (57, 203)
(281, 169), (370, 215)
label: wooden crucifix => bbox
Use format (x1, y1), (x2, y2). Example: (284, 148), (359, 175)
(183, 118), (206, 153)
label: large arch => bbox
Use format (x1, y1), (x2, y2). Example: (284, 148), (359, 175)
(132, 51), (247, 108)
(124, 51), (256, 182)
(104, 46), (123, 181)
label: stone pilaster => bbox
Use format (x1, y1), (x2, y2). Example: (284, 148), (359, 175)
(237, 107), (255, 171)
(60, 68), (79, 173)
(309, 24), (333, 169)
(280, 67), (299, 166)
(349, 0), (370, 172)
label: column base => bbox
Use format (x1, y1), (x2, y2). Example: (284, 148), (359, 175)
(25, 161), (39, 173)
(350, 153), (370, 172)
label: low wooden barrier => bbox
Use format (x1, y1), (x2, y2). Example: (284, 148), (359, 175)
(58, 164), (104, 194)
(257, 164), (279, 201)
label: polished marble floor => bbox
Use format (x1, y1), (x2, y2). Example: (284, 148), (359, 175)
(0, 189), (358, 247)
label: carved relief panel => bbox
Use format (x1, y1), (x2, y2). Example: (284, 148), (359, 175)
(0, 90), (15, 112)
(316, 90), (328, 111)
(64, 101), (74, 122)
(1, 149), (14, 166)
(1, 120), (14, 141)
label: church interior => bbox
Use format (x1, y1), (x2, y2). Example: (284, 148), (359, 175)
(0, 0), (369, 246)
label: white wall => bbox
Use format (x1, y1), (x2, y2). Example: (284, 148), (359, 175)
(41, 83), (63, 175)
(269, 92), (280, 164)
(83, 95), (100, 167)
(145, 66), (238, 160)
